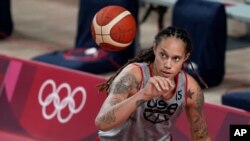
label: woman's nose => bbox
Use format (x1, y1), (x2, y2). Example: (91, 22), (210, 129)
(164, 59), (171, 69)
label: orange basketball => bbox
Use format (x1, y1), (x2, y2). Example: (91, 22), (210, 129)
(91, 5), (137, 52)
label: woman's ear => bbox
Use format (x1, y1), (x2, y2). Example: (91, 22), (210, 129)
(153, 43), (157, 54)
(185, 53), (190, 61)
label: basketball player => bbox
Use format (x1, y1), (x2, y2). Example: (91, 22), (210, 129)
(95, 26), (212, 141)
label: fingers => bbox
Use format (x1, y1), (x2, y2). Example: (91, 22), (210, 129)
(150, 78), (162, 91)
(151, 76), (175, 92)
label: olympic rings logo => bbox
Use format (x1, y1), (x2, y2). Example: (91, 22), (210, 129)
(38, 79), (87, 123)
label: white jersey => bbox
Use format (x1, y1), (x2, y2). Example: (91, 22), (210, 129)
(98, 63), (187, 141)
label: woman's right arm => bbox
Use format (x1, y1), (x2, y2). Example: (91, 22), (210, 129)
(95, 64), (175, 131)
(95, 64), (146, 131)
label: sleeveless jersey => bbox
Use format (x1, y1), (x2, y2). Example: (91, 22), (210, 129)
(98, 63), (187, 141)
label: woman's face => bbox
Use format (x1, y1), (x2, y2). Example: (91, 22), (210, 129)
(153, 37), (189, 78)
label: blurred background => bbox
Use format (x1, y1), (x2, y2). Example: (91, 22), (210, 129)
(0, 0), (250, 105)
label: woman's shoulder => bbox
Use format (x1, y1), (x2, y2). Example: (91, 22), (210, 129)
(114, 63), (145, 95)
(122, 63), (145, 74)
(184, 72), (204, 106)
(116, 63), (145, 80)
(184, 72), (201, 91)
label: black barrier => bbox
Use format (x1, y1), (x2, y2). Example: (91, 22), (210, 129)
(172, 0), (227, 88)
(0, 0), (13, 39)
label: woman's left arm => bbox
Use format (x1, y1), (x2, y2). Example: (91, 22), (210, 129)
(185, 75), (212, 141)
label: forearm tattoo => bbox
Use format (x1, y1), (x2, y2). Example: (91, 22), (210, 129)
(112, 73), (139, 94)
(98, 74), (140, 125)
(98, 108), (116, 124)
(97, 98), (121, 124)
(189, 88), (208, 139)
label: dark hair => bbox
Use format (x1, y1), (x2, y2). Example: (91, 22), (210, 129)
(154, 26), (192, 54)
(97, 26), (206, 92)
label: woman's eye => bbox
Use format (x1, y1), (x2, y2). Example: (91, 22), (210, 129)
(174, 57), (180, 62)
(160, 52), (166, 58)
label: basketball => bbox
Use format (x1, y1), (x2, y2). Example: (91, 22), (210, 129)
(91, 5), (137, 52)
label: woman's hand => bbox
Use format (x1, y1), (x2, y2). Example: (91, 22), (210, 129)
(139, 76), (175, 100)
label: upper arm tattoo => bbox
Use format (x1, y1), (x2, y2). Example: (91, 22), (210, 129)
(188, 88), (208, 140)
(111, 73), (139, 94)
(187, 88), (204, 114)
(195, 88), (204, 115)
(187, 89), (195, 99)
(97, 74), (140, 124)
(109, 97), (122, 105)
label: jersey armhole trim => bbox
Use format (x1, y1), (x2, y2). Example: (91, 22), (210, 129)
(184, 72), (188, 105)
(132, 63), (143, 90)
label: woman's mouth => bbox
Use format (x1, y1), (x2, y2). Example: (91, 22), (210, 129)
(162, 71), (171, 77)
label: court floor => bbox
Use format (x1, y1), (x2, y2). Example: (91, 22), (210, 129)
(0, 0), (250, 105)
